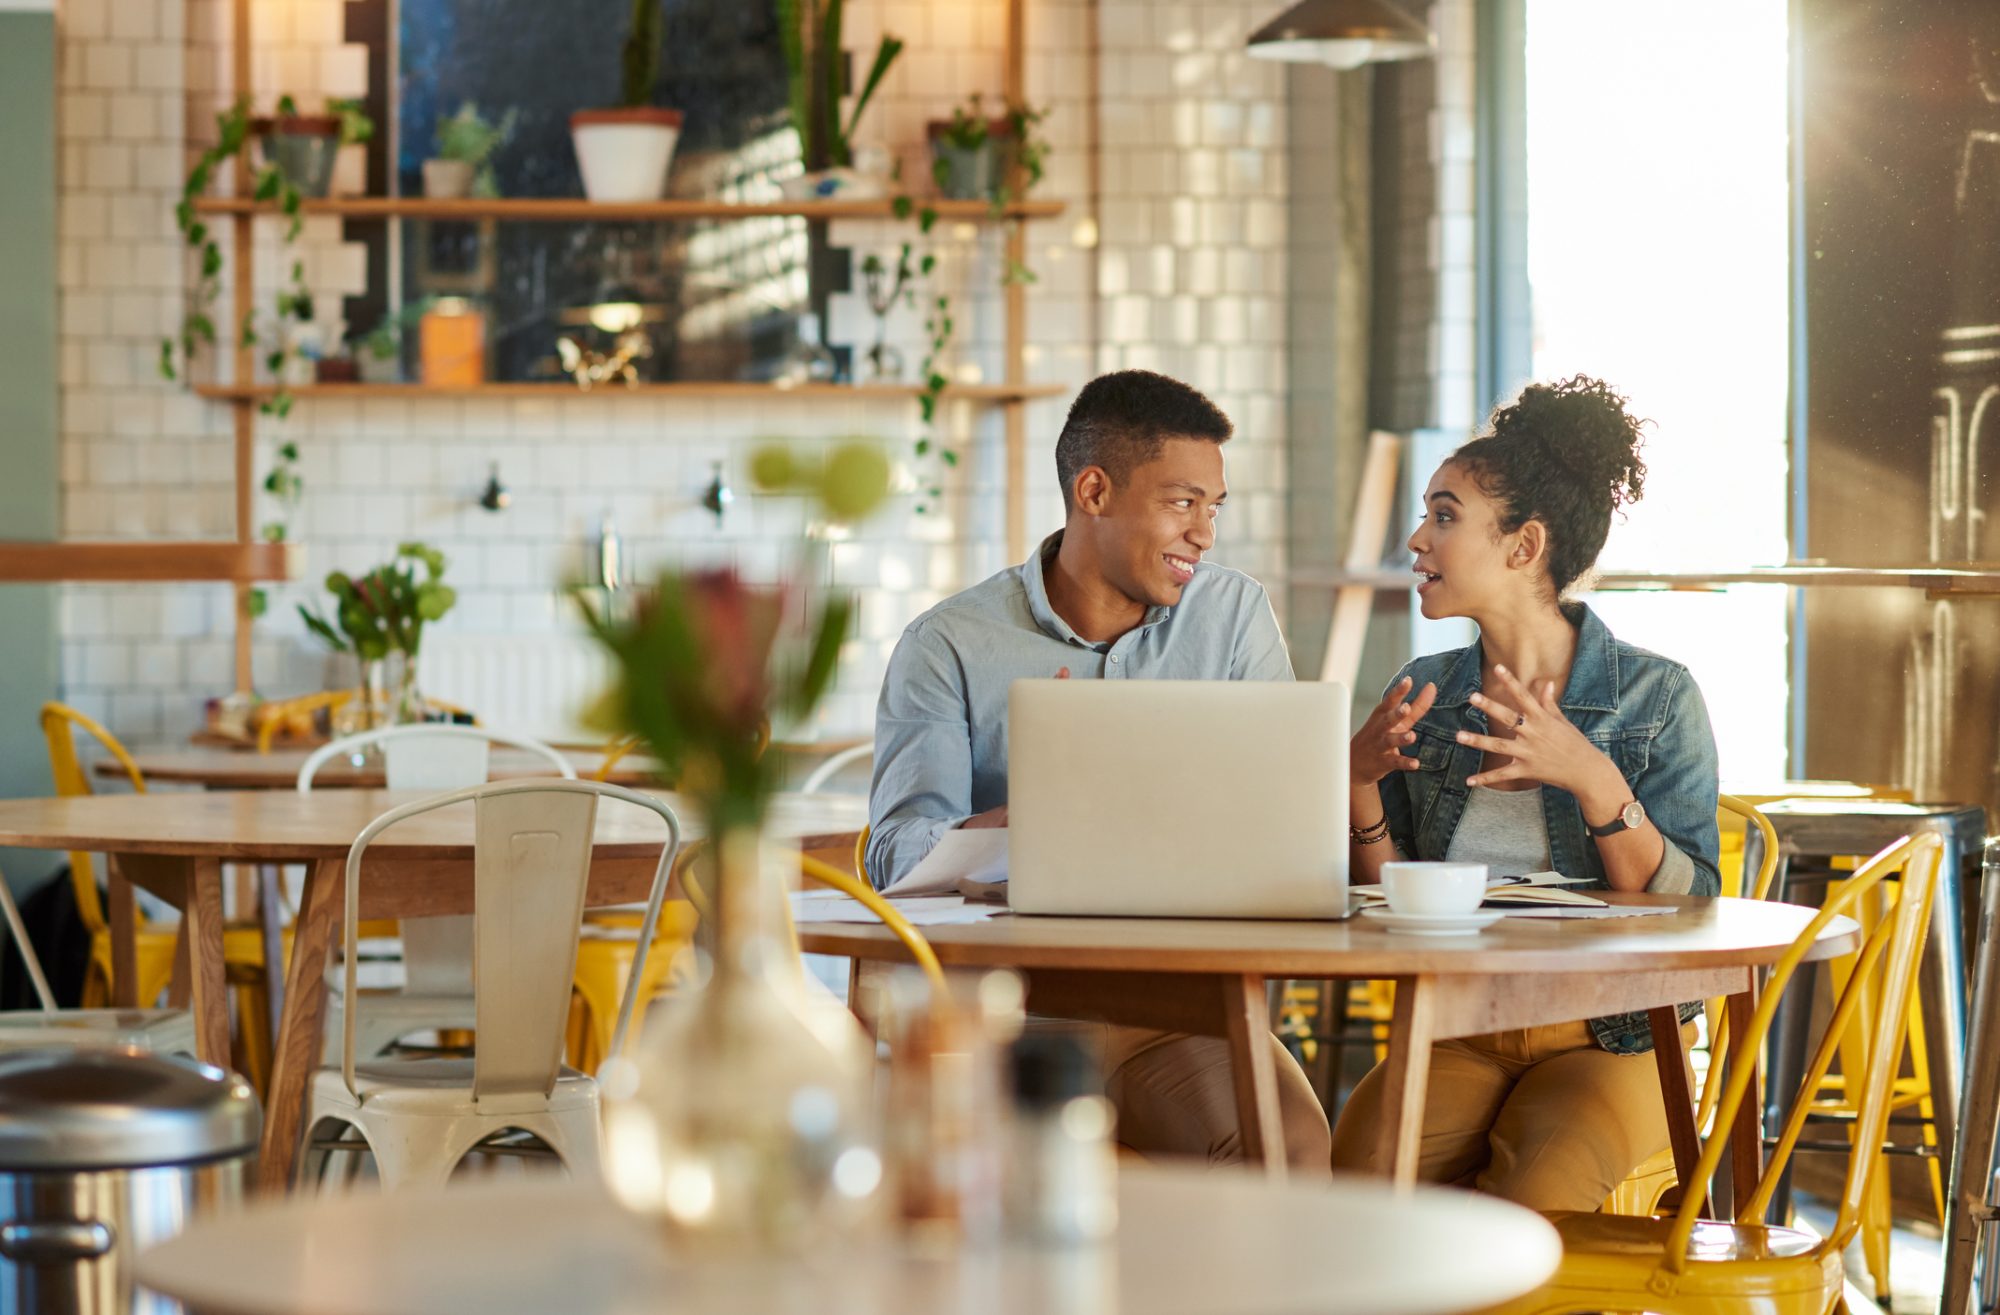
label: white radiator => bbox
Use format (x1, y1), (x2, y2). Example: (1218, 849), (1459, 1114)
(419, 633), (615, 745)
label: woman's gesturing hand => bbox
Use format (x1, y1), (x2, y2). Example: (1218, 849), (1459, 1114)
(1351, 675), (1437, 787)
(1459, 665), (1622, 799)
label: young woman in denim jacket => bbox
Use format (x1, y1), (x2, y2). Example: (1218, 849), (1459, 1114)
(1327, 377), (1722, 1211)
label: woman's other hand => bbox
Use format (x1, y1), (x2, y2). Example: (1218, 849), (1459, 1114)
(1351, 676), (1437, 786)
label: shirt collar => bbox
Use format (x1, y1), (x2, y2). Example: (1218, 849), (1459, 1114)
(1018, 530), (1175, 647)
(1430, 601), (1620, 714)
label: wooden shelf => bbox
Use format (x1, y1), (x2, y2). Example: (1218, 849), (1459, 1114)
(0, 542), (298, 584)
(1286, 566), (2000, 597)
(192, 380), (1066, 403)
(188, 196), (1067, 222)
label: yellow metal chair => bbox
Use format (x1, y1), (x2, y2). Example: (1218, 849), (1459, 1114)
(1477, 831), (1943, 1315)
(39, 703), (179, 1011)
(41, 703), (278, 1086)
(1605, 794), (1782, 1216)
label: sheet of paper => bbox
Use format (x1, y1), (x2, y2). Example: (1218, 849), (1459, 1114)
(878, 828), (1010, 899)
(1353, 871), (1603, 908)
(1497, 904), (1678, 919)
(789, 891), (1005, 926)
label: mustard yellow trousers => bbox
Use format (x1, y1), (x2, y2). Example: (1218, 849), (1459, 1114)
(1328, 1019), (1688, 1212)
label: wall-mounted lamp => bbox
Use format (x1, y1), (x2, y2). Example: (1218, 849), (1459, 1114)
(1245, 0), (1435, 69)
(700, 461), (734, 525)
(478, 461), (510, 512)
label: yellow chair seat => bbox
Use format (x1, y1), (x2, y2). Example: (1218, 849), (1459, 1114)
(566, 902), (699, 1072)
(84, 926), (178, 1009)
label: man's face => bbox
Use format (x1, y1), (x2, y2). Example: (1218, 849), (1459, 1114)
(1090, 437), (1226, 609)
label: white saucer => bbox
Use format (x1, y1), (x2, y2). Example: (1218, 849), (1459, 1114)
(1360, 908), (1505, 936)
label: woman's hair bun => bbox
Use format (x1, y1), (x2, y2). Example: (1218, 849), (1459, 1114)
(1489, 374), (1648, 510)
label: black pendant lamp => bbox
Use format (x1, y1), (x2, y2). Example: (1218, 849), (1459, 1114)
(1245, 0), (1435, 70)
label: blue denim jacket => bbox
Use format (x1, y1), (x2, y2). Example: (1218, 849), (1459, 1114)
(1376, 603), (1722, 1055)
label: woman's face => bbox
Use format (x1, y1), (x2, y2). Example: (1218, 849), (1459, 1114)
(1406, 461), (1539, 621)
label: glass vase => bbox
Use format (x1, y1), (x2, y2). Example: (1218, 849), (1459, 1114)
(387, 650), (424, 724)
(603, 827), (880, 1252)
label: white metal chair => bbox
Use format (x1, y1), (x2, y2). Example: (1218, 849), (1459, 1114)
(0, 860), (195, 1055)
(301, 725), (575, 1062)
(299, 778), (680, 1189)
(797, 741), (874, 795)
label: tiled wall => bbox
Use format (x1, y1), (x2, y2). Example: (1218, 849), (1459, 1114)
(52, 0), (1295, 746)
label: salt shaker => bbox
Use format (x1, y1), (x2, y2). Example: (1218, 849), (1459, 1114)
(1005, 1030), (1118, 1244)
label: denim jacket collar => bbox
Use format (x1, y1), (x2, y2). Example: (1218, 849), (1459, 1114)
(1428, 602), (1620, 715)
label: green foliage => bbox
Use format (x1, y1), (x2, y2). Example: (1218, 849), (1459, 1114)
(298, 542), (457, 662)
(621, 0), (663, 108)
(778, 0), (902, 168)
(747, 439), (892, 524)
(259, 440), (303, 544)
(433, 102), (517, 197)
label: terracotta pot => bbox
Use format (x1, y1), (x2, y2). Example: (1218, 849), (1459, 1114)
(569, 107), (684, 203)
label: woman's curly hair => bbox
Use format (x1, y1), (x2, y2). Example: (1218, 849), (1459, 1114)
(1451, 375), (1649, 599)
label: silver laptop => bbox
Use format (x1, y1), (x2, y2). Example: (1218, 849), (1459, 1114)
(1007, 679), (1352, 919)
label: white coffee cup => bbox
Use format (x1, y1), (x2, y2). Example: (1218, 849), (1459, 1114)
(1380, 861), (1488, 916)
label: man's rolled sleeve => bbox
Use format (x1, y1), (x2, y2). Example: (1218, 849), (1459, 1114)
(865, 622), (974, 890)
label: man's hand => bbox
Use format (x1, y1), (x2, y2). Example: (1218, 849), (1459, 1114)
(961, 806), (1009, 829)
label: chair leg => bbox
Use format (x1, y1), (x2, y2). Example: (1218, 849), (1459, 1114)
(298, 1114), (372, 1194)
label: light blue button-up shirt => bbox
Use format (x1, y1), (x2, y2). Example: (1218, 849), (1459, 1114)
(865, 532), (1295, 888)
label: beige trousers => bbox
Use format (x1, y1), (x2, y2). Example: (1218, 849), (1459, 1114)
(1090, 1024), (1331, 1175)
(1327, 1019), (1687, 1212)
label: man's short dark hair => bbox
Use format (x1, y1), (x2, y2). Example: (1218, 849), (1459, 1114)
(1054, 370), (1233, 512)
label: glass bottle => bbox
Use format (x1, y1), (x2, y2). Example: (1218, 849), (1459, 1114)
(776, 312), (838, 387)
(1005, 1029), (1117, 1244)
(603, 828), (880, 1252)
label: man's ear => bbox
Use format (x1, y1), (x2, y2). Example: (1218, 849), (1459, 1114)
(1074, 465), (1113, 515)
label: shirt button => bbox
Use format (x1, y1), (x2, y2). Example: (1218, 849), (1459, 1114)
(1109, 655), (1120, 663)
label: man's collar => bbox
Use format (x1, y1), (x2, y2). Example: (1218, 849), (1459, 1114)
(1020, 530), (1173, 647)
(1429, 602), (1619, 714)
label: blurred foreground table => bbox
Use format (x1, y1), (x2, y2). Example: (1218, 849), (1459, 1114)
(0, 789), (866, 1192)
(135, 1166), (1560, 1315)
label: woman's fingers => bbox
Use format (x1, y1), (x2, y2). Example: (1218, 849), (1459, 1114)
(1408, 681), (1438, 721)
(1468, 690), (1522, 730)
(1489, 664), (1542, 713)
(1466, 761), (1524, 788)
(1454, 729), (1514, 755)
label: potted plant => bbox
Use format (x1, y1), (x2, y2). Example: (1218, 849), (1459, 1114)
(570, 0), (683, 203)
(927, 94), (1048, 207)
(425, 102), (517, 199)
(299, 542), (458, 727)
(775, 0), (902, 199)
(253, 95), (372, 198)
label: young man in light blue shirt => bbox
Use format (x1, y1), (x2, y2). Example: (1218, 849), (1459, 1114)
(868, 370), (1331, 1172)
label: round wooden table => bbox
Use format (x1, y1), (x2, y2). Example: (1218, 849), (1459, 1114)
(0, 789), (867, 1192)
(96, 746), (662, 789)
(134, 1165), (1562, 1315)
(799, 893), (1860, 1212)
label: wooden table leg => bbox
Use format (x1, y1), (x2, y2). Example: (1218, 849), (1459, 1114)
(107, 861), (138, 1008)
(180, 858), (231, 1066)
(258, 857), (343, 1195)
(1376, 975), (1436, 1191)
(1221, 972), (1287, 1179)
(1649, 1005), (1710, 1217)
(1726, 986), (1763, 1216)
(166, 920), (191, 1009)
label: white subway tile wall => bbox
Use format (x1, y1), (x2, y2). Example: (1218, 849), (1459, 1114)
(55, 0), (1295, 747)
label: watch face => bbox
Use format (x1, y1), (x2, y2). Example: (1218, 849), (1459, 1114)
(1622, 800), (1646, 829)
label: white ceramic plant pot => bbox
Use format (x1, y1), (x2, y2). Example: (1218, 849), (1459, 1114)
(569, 108), (683, 203)
(422, 158), (474, 199)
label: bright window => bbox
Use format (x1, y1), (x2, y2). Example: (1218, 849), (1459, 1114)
(1523, 0), (1792, 782)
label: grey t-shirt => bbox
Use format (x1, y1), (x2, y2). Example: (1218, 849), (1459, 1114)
(1443, 785), (1552, 878)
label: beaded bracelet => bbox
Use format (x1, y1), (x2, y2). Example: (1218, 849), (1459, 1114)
(1349, 816), (1391, 845)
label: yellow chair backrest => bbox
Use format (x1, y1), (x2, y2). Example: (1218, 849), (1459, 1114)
(1663, 831), (1941, 1273)
(38, 702), (147, 936)
(676, 837), (944, 990)
(594, 736), (642, 783)
(254, 690), (353, 754)
(1717, 793), (1780, 900)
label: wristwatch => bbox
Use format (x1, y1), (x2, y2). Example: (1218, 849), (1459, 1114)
(1587, 799), (1647, 837)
